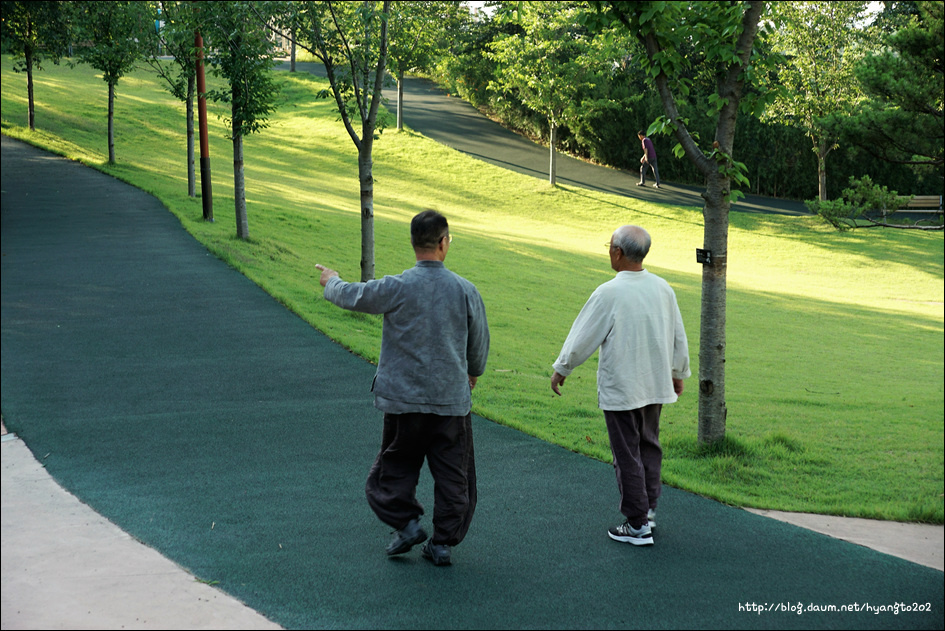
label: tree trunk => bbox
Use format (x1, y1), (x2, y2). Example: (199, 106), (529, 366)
(817, 138), (828, 201)
(357, 0), (390, 282)
(107, 82), (116, 164)
(26, 51), (35, 131)
(698, 173), (730, 444)
(233, 130), (249, 240)
(359, 145), (376, 282)
(290, 33), (296, 72)
(317, 0), (389, 281)
(186, 74), (196, 198)
(397, 69), (404, 131)
(636, 0), (763, 446)
(549, 123), (557, 186)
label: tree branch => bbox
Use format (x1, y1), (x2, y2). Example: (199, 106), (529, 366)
(365, 1), (391, 136)
(714, 1), (764, 152)
(327, 0), (365, 122)
(641, 30), (712, 177)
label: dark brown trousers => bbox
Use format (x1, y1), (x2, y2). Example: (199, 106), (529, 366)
(365, 412), (477, 546)
(604, 405), (663, 528)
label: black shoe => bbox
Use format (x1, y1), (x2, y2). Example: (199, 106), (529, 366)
(421, 539), (452, 566)
(386, 518), (427, 556)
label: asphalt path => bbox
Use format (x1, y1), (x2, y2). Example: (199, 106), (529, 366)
(2, 130), (943, 630)
(286, 61), (808, 216)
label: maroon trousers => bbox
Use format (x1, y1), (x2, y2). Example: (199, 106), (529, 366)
(604, 405), (663, 528)
(365, 412), (477, 547)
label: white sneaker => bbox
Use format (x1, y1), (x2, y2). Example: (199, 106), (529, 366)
(608, 521), (654, 546)
(647, 509), (656, 530)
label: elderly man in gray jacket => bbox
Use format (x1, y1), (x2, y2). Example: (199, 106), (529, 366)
(316, 210), (489, 566)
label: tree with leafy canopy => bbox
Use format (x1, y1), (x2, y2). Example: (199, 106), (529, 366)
(829, 1), (943, 178)
(198, 0), (279, 240)
(488, 1), (600, 186)
(764, 1), (873, 201)
(288, 0), (392, 282)
(72, 0), (151, 164)
(387, 1), (460, 132)
(142, 1), (202, 197)
(0, 0), (72, 131)
(585, 0), (777, 445)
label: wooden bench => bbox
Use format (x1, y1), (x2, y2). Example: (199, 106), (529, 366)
(876, 195), (944, 223)
(900, 195), (943, 214)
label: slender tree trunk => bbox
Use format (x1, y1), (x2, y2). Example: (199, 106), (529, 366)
(232, 99), (249, 239)
(186, 74), (196, 198)
(233, 133), (249, 239)
(317, 0), (389, 281)
(397, 69), (404, 131)
(26, 52), (35, 131)
(817, 138), (828, 201)
(549, 123), (557, 186)
(359, 145), (376, 282)
(636, 0), (763, 445)
(358, 0), (390, 282)
(290, 33), (296, 72)
(107, 82), (116, 164)
(698, 173), (730, 444)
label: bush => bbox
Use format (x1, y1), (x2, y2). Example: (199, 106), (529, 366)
(807, 175), (907, 230)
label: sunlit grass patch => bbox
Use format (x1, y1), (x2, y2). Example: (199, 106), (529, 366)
(2, 55), (942, 523)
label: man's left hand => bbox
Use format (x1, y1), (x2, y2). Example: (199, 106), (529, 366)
(551, 371), (567, 396)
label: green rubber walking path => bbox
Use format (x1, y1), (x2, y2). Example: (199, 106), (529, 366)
(1, 135), (942, 629)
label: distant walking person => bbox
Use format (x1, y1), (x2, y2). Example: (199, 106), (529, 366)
(316, 210), (489, 566)
(551, 225), (689, 546)
(637, 131), (660, 188)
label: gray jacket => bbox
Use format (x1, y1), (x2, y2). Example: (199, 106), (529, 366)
(324, 260), (489, 415)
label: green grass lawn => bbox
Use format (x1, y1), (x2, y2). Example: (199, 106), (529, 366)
(2, 56), (942, 523)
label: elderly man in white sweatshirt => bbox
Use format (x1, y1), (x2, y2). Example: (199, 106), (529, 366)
(551, 225), (690, 546)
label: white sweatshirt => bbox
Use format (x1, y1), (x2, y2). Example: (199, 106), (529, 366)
(553, 270), (690, 411)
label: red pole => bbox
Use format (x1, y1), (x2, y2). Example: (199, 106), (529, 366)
(196, 31), (213, 222)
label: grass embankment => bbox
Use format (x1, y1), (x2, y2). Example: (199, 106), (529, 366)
(2, 57), (942, 523)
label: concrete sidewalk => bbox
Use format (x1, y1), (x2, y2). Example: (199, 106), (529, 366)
(2, 423), (281, 630)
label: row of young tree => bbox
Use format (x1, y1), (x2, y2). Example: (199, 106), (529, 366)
(3, 1), (942, 445)
(1, 0), (274, 237)
(1, 0), (462, 272)
(5, 1), (941, 233)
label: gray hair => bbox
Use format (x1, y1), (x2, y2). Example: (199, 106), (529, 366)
(612, 225), (651, 263)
